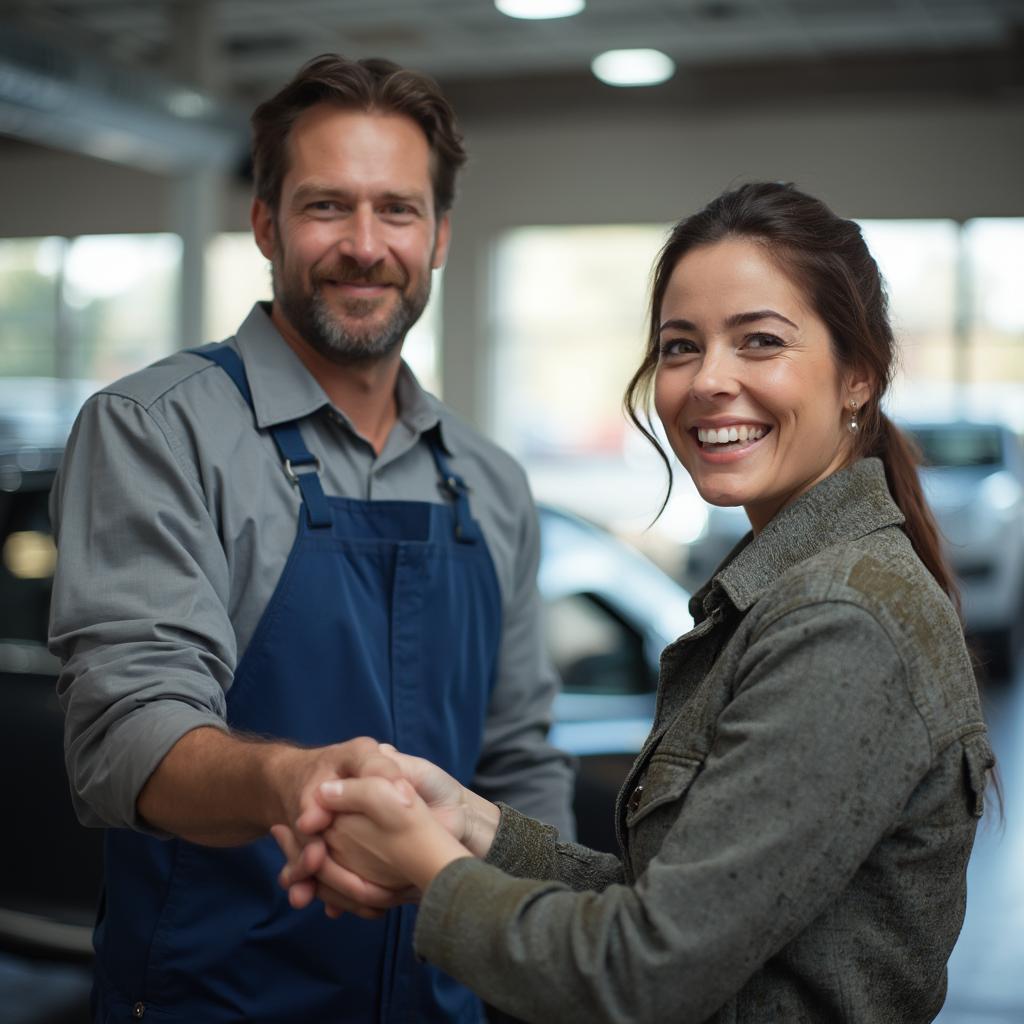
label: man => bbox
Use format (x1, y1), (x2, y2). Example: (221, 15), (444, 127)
(49, 54), (574, 1023)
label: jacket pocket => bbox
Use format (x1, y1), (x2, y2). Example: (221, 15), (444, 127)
(962, 730), (996, 818)
(625, 754), (703, 829)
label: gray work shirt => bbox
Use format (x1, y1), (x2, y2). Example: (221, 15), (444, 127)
(414, 458), (995, 1024)
(49, 303), (575, 837)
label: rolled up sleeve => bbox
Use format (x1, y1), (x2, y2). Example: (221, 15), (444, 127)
(49, 392), (234, 833)
(415, 599), (933, 1024)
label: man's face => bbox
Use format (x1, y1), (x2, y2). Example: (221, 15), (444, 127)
(252, 104), (450, 365)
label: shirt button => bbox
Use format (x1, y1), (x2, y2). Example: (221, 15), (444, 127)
(627, 784), (644, 814)
(132, 1003), (145, 1019)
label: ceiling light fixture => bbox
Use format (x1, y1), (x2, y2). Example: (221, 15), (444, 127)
(591, 48), (676, 87)
(495, 0), (585, 20)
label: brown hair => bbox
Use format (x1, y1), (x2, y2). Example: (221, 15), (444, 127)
(250, 53), (467, 216)
(625, 181), (959, 606)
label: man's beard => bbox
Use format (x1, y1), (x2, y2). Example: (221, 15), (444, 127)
(272, 253), (430, 367)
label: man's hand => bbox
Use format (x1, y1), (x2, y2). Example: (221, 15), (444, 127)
(275, 744), (501, 915)
(266, 736), (405, 839)
(135, 729), (402, 847)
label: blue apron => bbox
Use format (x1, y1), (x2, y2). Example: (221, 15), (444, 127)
(93, 344), (502, 1023)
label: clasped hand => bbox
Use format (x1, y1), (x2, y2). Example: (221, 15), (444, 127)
(271, 741), (479, 920)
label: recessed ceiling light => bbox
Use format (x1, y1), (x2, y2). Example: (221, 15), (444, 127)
(591, 48), (676, 87)
(495, 0), (585, 20)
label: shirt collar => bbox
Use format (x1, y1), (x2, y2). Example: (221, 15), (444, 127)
(691, 458), (905, 618)
(232, 302), (449, 449)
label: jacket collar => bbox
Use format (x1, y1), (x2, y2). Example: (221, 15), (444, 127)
(691, 458), (905, 619)
(232, 302), (449, 450)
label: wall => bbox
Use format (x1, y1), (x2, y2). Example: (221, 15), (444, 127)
(1, 93), (1021, 427)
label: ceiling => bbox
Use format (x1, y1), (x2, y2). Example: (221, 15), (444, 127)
(6, 0), (1024, 106)
(2, 0), (1022, 174)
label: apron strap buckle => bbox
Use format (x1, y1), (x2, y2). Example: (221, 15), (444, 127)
(284, 456), (323, 484)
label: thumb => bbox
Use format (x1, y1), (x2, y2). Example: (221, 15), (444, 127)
(318, 776), (414, 814)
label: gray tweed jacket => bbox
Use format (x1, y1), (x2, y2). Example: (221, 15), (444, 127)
(415, 458), (994, 1024)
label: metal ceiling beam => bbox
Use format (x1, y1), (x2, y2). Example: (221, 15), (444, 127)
(0, 26), (248, 174)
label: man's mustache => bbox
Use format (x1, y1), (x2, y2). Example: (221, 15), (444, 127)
(314, 258), (407, 289)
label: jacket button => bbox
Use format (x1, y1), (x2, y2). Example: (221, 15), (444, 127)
(132, 1003), (145, 1019)
(627, 784), (644, 813)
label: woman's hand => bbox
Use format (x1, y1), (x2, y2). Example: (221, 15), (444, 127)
(271, 823), (415, 920)
(321, 775), (472, 893)
(345, 744), (501, 859)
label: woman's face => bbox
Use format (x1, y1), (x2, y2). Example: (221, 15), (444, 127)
(653, 237), (868, 532)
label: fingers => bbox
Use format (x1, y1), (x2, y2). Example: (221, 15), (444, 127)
(316, 776), (415, 818)
(288, 878), (318, 910)
(305, 860), (416, 920)
(270, 823), (299, 861)
(271, 824), (326, 881)
(331, 738), (404, 782)
(295, 800), (333, 836)
(301, 742), (409, 832)
(314, 857), (409, 906)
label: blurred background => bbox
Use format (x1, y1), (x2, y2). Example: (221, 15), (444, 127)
(0, 1), (1022, 1021)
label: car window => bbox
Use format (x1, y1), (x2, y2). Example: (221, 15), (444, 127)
(0, 479), (56, 646)
(907, 425), (1003, 468)
(544, 592), (652, 695)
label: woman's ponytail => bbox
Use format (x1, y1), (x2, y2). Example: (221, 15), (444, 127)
(864, 412), (961, 614)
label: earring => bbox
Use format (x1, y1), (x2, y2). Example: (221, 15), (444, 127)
(848, 399), (859, 434)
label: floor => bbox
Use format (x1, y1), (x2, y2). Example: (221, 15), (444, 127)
(935, 658), (1024, 1024)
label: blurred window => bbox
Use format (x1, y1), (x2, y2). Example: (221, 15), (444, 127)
(205, 231), (445, 396)
(63, 234), (181, 382)
(0, 234), (180, 385)
(491, 225), (697, 558)
(964, 218), (1024, 383)
(204, 232), (271, 344)
(857, 219), (959, 385)
(492, 225), (662, 463)
(0, 237), (65, 377)
(908, 424), (1003, 469)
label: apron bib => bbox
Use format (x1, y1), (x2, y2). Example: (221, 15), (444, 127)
(94, 345), (501, 1023)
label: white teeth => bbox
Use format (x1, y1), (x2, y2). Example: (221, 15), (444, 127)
(697, 424), (767, 445)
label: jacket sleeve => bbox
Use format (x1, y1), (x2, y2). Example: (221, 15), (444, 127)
(414, 599), (933, 1024)
(469, 477), (577, 839)
(49, 392), (234, 833)
(487, 803), (625, 892)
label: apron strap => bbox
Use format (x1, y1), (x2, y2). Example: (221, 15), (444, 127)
(190, 344), (332, 529)
(425, 431), (476, 545)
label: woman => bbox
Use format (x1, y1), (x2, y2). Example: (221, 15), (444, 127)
(275, 182), (995, 1023)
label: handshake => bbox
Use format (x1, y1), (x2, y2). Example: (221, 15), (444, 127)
(269, 737), (500, 919)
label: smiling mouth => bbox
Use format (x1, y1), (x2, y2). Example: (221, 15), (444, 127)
(693, 424), (771, 451)
(324, 279), (391, 290)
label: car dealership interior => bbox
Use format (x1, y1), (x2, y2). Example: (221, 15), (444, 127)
(1, 1), (1023, 1021)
